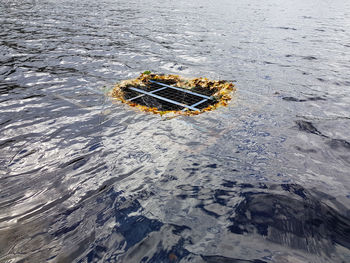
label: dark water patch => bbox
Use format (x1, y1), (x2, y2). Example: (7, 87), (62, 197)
(283, 96), (306, 102)
(0, 119), (11, 126)
(276, 26), (297, 31)
(295, 120), (324, 136)
(196, 203), (221, 218)
(0, 138), (16, 149)
(206, 163), (217, 168)
(0, 194), (25, 209)
(0, 82), (26, 95)
(59, 156), (87, 169)
(78, 168), (144, 204)
(87, 142), (102, 152)
(327, 139), (350, 151)
(302, 56), (318, 61)
(222, 180), (237, 188)
(22, 93), (46, 100)
(295, 146), (317, 153)
(281, 183), (307, 199)
(171, 181), (350, 260)
(159, 174), (178, 183)
(72, 188), (168, 262)
(36, 65), (81, 76)
(0, 67), (16, 77)
(72, 158), (88, 170)
(84, 245), (108, 263)
(239, 183), (255, 189)
(183, 167), (200, 177)
(307, 96), (326, 101)
(53, 220), (82, 238)
(0, 98), (12, 104)
(228, 184), (350, 255)
(9, 149), (37, 166)
(283, 96), (326, 102)
(118, 215), (163, 251)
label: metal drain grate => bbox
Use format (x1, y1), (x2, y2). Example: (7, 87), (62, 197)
(125, 80), (215, 111)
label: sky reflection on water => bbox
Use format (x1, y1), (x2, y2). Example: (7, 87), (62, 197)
(1, 0), (350, 262)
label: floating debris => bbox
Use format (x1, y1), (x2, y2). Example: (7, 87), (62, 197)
(110, 72), (236, 116)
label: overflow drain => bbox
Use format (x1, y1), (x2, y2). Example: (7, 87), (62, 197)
(111, 72), (235, 116)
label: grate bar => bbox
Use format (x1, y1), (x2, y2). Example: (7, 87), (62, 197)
(181, 98), (208, 112)
(149, 80), (212, 100)
(190, 98), (208, 108)
(128, 86), (168, 101)
(129, 87), (200, 111)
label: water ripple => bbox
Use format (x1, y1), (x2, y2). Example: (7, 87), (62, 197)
(1, 0), (350, 262)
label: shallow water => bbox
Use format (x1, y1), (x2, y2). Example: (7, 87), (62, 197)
(1, 0), (350, 262)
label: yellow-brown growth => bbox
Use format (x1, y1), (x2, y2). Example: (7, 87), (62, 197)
(110, 73), (236, 116)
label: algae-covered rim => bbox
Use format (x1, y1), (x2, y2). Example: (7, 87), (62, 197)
(110, 72), (236, 116)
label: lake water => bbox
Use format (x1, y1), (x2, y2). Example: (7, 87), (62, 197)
(1, 0), (350, 262)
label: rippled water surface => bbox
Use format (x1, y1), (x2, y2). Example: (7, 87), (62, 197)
(1, 0), (350, 262)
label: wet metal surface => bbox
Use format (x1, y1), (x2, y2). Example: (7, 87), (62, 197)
(1, 0), (350, 262)
(126, 80), (214, 111)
